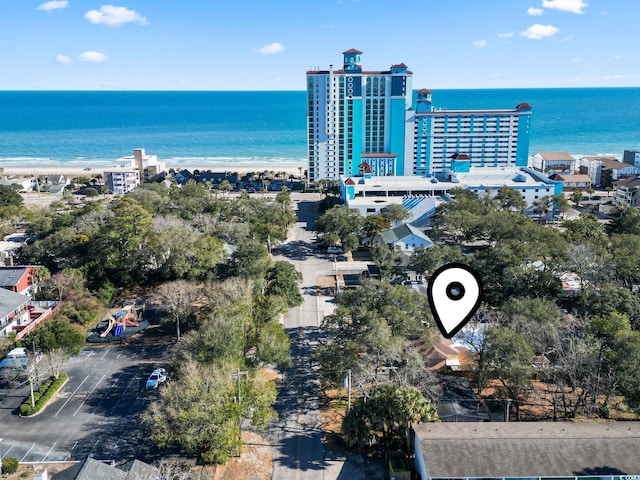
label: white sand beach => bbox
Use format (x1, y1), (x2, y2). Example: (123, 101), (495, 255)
(0, 161), (307, 178)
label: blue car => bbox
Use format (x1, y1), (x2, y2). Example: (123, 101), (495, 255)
(146, 368), (168, 389)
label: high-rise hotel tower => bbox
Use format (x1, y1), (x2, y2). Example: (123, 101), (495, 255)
(306, 49), (412, 182)
(307, 50), (533, 181)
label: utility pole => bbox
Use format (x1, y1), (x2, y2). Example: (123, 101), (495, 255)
(229, 368), (249, 402)
(344, 369), (351, 412)
(229, 368), (249, 456)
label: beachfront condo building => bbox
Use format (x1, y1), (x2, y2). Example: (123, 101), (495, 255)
(306, 49), (412, 182)
(307, 50), (533, 181)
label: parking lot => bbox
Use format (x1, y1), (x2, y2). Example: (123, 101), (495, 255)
(0, 342), (172, 464)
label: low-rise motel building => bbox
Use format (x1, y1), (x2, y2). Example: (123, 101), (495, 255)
(412, 421), (640, 480)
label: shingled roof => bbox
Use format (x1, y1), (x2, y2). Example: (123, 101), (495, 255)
(414, 421), (640, 478)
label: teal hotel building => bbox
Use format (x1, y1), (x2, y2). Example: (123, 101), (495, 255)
(306, 50), (533, 182)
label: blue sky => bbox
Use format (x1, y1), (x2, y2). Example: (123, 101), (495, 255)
(1, 0), (638, 90)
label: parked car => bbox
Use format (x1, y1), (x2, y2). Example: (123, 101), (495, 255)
(327, 246), (343, 254)
(146, 368), (168, 389)
(336, 255), (348, 262)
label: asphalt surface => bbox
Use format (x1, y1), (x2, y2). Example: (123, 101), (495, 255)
(269, 194), (369, 480)
(0, 342), (172, 465)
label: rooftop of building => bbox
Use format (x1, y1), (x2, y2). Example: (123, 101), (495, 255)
(533, 151), (576, 160)
(413, 421), (640, 478)
(306, 68), (414, 75)
(614, 175), (640, 188)
(341, 167), (557, 191)
(0, 287), (29, 311)
(579, 154), (618, 162)
(549, 173), (592, 182)
(0, 266), (30, 287)
(452, 166), (558, 187)
(602, 157), (634, 170)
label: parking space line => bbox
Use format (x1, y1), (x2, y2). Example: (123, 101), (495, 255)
(108, 375), (137, 415)
(88, 440), (100, 457)
(41, 442), (56, 462)
(73, 374), (105, 416)
(55, 375), (89, 417)
(100, 348), (110, 360)
(19, 443), (35, 462)
(90, 373), (122, 416)
(1, 444), (13, 460)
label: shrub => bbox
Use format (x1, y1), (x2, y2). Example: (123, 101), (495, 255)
(2, 456), (19, 474)
(20, 373), (68, 416)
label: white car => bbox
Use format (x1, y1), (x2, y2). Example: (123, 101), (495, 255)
(146, 368), (168, 389)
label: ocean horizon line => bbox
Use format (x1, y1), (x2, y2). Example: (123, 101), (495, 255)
(1, 86), (639, 93)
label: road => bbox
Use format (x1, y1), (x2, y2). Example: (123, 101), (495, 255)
(269, 194), (366, 480)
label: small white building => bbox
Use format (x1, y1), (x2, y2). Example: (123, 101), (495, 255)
(530, 151), (576, 175)
(104, 168), (140, 195)
(371, 224), (433, 253)
(110, 148), (166, 189)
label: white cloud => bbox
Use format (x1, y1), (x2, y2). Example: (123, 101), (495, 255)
(528, 7), (544, 15)
(542, 0), (588, 14)
(78, 51), (107, 62)
(498, 32), (515, 38)
(473, 40), (487, 48)
(520, 24), (559, 39)
(37, 1), (68, 11)
(604, 74), (631, 80)
(252, 42), (285, 55)
(84, 5), (148, 27)
(55, 54), (72, 64)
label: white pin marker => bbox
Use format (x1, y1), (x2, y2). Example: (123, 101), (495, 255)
(427, 263), (483, 339)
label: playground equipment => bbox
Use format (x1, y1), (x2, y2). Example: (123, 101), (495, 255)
(99, 305), (140, 338)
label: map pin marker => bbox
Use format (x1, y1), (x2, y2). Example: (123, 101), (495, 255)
(427, 263), (483, 339)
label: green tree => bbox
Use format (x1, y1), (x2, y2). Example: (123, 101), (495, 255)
(84, 196), (154, 286)
(562, 214), (609, 252)
(611, 330), (640, 413)
(370, 243), (402, 282)
(409, 244), (463, 276)
(264, 260), (303, 307)
(484, 326), (534, 419)
(143, 360), (276, 464)
(608, 207), (640, 235)
(316, 280), (436, 394)
(0, 184), (24, 208)
(24, 319), (84, 379)
(341, 384), (438, 449)
(315, 205), (364, 250)
(493, 186), (527, 213)
(380, 204), (411, 227)
(219, 179), (233, 194)
(609, 234), (640, 287)
(570, 189), (584, 205)
(363, 214), (391, 238)
(501, 297), (563, 356)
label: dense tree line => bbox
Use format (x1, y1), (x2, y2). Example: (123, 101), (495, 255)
(13, 181), (302, 463)
(314, 187), (640, 422)
(415, 189), (640, 418)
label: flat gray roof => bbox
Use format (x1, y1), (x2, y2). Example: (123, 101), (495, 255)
(414, 421), (640, 478)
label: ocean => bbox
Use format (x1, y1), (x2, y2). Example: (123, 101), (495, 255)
(0, 88), (638, 169)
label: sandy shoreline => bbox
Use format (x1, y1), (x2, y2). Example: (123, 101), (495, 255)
(0, 161), (307, 178)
